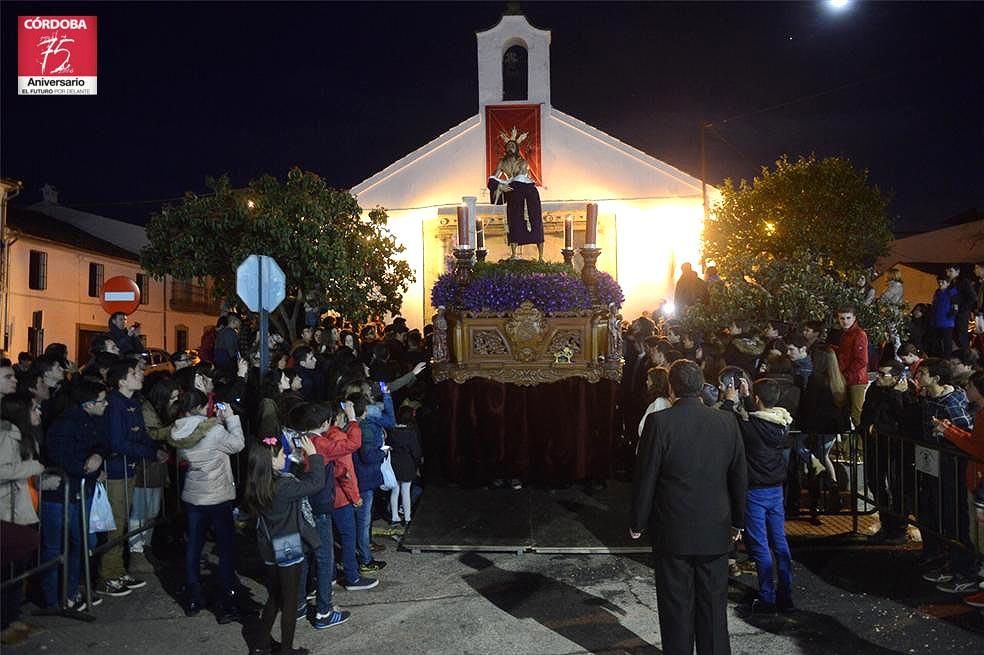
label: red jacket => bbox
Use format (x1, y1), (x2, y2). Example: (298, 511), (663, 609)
(941, 409), (984, 492)
(836, 323), (869, 386)
(311, 423), (362, 509)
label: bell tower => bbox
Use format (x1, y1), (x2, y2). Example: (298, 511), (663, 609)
(476, 8), (551, 111)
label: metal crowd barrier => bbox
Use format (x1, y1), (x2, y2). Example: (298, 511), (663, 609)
(857, 428), (983, 554)
(1, 470), (95, 623)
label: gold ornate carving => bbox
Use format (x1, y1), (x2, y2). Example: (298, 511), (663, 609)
(440, 304), (623, 385)
(504, 301), (546, 362)
(548, 329), (582, 357)
(472, 329), (508, 356)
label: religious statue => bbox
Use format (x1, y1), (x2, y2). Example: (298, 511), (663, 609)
(607, 302), (623, 362)
(432, 306), (449, 363)
(487, 127), (544, 261)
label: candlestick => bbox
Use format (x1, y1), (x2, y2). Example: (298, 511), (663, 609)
(476, 217), (485, 249)
(564, 215), (573, 249)
(457, 205), (469, 248)
(585, 203), (598, 247)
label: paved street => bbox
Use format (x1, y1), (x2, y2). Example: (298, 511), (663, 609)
(11, 531), (984, 655)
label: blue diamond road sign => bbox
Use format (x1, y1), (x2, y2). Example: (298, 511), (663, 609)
(236, 255), (286, 313)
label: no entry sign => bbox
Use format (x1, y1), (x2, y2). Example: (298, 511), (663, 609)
(100, 276), (141, 315)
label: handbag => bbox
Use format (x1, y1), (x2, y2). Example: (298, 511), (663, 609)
(258, 515), (303, 566)
(88, 482), (116, 533)
(380, 449), (397, 491)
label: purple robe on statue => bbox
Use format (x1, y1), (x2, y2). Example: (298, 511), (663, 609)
(488, 178), (544, 246)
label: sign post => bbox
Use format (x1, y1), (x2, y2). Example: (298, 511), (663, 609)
(236, 255), (286, 387)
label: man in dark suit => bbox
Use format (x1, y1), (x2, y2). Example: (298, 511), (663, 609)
(631, 359), (748, 655)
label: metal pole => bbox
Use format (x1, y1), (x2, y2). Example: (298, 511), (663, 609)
(259, 256), (269, 387)
(80, 478), (93, 612)
(850, 431), (859, 534)
(60, 474), (69, 609)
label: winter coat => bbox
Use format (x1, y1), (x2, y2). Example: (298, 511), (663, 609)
(859, 384), (922, 440)
(43, 406), (108, 502)
(940, 408), (984, 491)
(355, 394), (394, 491)
(296, 367), (324, 402)
(136, 399), (171, 488)
(169, 415), (245, 506)
(388, 424), (422, 482)
(799, 377), (850, 435)
(109, 323), (141, 356)
(106, 391), (158, 480)
(932, 287), (958, 329)
(835, 323), (869, 386)
(0, 420), (43, 525)
(310, 422), (362, 512)
(723, 403), (792, 488)
(256, 455), (325, 563)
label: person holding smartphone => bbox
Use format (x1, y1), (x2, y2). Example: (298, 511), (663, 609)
(169, 390), (245, 621)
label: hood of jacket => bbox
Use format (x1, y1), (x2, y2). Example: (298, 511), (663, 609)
(169, 415), (220, 449)
(750, 406), (793, 427)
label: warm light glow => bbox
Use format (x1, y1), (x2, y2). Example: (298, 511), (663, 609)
(246, 199), (256, 209)
(614, 199), (704, 321)
(663, 302), (676, 316)
(827, 0), (851, 10)
(763, 221), (776, 236)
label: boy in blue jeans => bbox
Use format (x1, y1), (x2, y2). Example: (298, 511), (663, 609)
(723, 377), (795, 613)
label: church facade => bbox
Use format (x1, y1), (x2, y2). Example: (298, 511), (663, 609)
(351, 13), (714, 329)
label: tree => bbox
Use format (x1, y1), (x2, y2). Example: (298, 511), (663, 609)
(685, 156), (903, 343)
(140, 168), (414, 341)
(704, 155), (893, 275)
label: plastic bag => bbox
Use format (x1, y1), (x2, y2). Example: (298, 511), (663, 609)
(89, 482), (117, 533)
(380, 449), (397, 491)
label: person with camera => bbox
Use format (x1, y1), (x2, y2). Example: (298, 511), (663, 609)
(722, 377), (795, 614)
(168, 390), (245, 621)
(245, 432), (324, 655)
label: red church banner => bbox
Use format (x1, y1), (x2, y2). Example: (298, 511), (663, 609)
(485, 104), (542, 185)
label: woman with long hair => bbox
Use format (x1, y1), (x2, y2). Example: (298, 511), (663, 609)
(0, 391), (44, 643)
(168, 389), (244, 621)
(638, 367), (672, 437)
(245, 435), (324, 655)
(799, 347), (850, 518)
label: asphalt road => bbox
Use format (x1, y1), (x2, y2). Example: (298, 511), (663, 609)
(11, 537), (984, 655)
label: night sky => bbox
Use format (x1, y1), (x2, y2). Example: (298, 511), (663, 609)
(3, 1), (982, 233)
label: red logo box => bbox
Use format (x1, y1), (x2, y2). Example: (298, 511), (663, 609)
(18, 16), (98, 95)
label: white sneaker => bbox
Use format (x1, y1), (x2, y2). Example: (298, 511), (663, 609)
(67, 594), (103, 611)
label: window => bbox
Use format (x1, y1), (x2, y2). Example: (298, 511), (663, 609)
(502, 45), (528, 101)
(88, 263), (104, 297)
(136, 273), (149, 304)
(28, 250), (47, 290)
(175, 325), (188, 352)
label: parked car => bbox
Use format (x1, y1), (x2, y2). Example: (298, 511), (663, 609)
(141, 347), (174, 375)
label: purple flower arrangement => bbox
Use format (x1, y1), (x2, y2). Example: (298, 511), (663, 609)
(431, 268), (624, 314)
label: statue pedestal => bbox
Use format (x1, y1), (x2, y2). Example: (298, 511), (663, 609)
(432, 302), (621, 386)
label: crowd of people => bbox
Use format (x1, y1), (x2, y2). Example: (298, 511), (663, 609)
(622, 261), (984, 615)
(1, 260), (983, 649)
(0, 311), (431, 653)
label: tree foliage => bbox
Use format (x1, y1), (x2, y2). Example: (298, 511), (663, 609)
(704, 155), (893, 275)
(140, 168), (413, 339)
(685, 156), (902, 342)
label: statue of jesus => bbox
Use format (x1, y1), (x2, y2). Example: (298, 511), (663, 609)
(487, 127), (544, 261)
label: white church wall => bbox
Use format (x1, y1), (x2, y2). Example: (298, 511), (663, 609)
(477, 15), (551, 108)
(353, 117), (487, 211)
